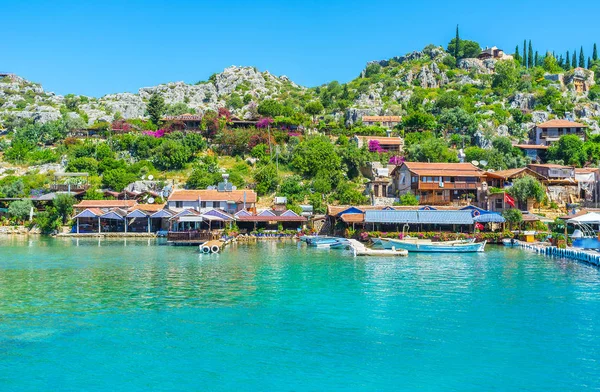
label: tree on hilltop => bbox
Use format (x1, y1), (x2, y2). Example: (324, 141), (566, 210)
(147, 93), (165, 126)
(514, 45), (521, 63)
(528, 40), (533, 68)
(579, 46), (585, 68)
(593, 43), (598, 61)
(523, 40), (527, 68)
(572, 49), (577, 68)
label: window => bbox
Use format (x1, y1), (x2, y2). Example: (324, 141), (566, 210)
(495, 198), (503, 209)
(201, 202), (206, 208)
(412, 176), (418, 183)
(444, 177), (452, 183)
(175, 201), (183, 208)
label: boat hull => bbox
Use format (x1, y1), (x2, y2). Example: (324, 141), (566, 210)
(384, 238), (486, 253)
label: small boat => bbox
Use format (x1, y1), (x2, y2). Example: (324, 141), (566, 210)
(347, 239), (408, 257)
(328, 239), (351, 249)
(305, 236), (346, 247)
(354, 248), (408, 257)
(382, 238), (486, 253)
(502, 238), (518, 246)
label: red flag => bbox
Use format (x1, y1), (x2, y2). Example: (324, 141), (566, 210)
(504, 193), (516, 208)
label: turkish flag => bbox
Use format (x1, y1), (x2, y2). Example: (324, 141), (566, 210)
(504, 193), (516, 208)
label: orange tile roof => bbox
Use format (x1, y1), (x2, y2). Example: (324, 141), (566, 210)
(485, 168), (546, 180)
(168, 189), (257, 203)
(355, 136), (404, 145)
(130, 203), (166, 212)
(361, 116), (402, 122)
(340, 213), (365, 223)
(401, 162), (484, 177)
(74, 200), (138, 209)
(536, 119), (587, 128)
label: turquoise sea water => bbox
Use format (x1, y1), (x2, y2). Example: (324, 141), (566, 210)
(0, 237), (599, 391)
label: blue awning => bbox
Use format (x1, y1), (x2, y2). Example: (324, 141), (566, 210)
(364, 210), (474, 225)
(473, 213), (505, 223)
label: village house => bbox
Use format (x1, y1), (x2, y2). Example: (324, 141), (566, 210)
(361, 116), (401, 128)
(528, 163), (579, 205)
(477, 46), (513, 60)
(391, 162), (484, 205)
(166, 189), (257, 214)
(575, 168), (600, 205)
(161, 114), (202, 131)
(483, 168), (547, 211)
(533, 119), (587, 146)
(513, 144), (548, 162)
(352, 135), (404, 153)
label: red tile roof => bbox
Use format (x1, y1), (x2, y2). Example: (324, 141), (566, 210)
(401, 162), (484, 177)
(236, 215), (306, 222)
(130, 203), (166, 212)
(536, 119), (587, 128)
(340, 213), (365, 223)
(355, 136), (404, 145)
(168, 189), (257, 203)
(74, 200), (138, 209)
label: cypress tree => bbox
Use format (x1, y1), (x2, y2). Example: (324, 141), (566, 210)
(572, 50), (577, 68)
(523, 40), (527, 68)
(558, 55), (564, 68)
(588, 57), (592, 69)
(593, 43), (598, 61)
(454, 25), (460, 63)
(579, 46), (585, 68)
(528, 40), (534, 68)
(565, 51), (570, 70)
(514, 45), (521, 63)
(534, 51), (539, 67)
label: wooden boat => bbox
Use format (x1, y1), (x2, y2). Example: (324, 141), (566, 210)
(382, 237), (486, 253)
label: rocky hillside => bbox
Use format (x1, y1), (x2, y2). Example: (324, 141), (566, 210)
(0, 66), (311, 126)
(2, 44), (600, 143)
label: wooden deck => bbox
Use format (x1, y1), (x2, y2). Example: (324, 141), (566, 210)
(166, 231), (219, 245)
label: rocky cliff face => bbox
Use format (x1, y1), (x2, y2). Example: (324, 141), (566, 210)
(0, 66), (306, 126)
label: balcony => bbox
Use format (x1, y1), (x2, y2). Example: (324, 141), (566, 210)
(418, 182), (478, 190)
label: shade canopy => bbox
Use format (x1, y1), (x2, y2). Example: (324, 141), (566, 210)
(567, 212), (600, 224)
(473, 213), (506, 223)
(365, 210), (474, 225)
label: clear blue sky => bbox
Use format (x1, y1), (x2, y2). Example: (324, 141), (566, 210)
(2, 0), (600, 97)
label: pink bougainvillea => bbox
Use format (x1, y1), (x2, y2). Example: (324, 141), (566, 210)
(143, 129), (166, 138)
(368, 139), (386, 153)
(389, 155), (404, 165)
(257, 117), (274, 129)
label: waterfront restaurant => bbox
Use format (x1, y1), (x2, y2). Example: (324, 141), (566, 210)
(72, 204), (169, 234)
(167, 189), (257, 214)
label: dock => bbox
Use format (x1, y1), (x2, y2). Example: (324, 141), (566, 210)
(516, 241), (600, 267)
